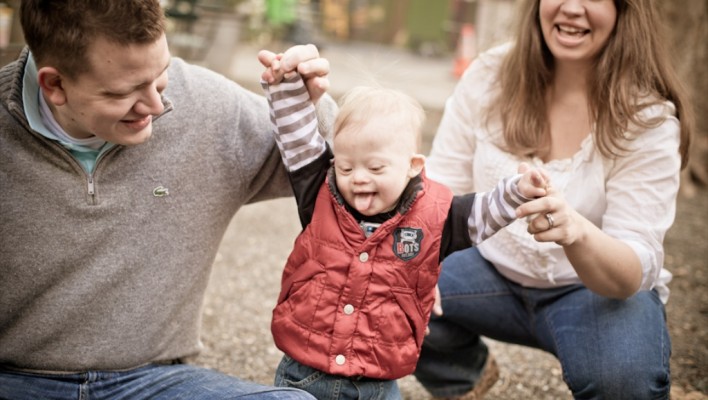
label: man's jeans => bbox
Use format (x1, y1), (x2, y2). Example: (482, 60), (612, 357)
(414, 247), (671, 399)
(0, 363), (316, 400)
(275, 355), (401, 400)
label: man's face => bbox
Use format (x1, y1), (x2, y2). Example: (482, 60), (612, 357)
(50, 34), (171, 145)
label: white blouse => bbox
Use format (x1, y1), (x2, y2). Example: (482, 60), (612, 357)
(426, 44), (681, 303)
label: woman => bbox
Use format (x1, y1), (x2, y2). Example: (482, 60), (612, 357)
(414, 0), (693, 398)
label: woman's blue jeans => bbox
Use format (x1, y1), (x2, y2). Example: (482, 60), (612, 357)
(0, 363), (315, 400)
(414, 247), (671, 399)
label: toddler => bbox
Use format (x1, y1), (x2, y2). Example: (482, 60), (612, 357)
(260, 70), (547, 400)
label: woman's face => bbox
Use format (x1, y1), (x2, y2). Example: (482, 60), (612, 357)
(539, 0), (617, 67)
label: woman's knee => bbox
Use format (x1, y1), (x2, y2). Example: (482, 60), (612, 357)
(564, 357), (670, 399)
(550, 290), (671, 399)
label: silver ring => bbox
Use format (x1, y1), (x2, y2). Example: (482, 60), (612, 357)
(545, 213), (554, 229)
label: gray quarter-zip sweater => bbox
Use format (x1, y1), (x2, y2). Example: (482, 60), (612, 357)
(0, 49), (300, 372)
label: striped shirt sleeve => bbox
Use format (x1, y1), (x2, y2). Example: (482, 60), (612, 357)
(467, 174), (532, 245)
(261, 74), (327, 172)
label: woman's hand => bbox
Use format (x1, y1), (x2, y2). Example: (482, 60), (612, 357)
(516, 186), (588, 247)
(516, 187), (642, 299)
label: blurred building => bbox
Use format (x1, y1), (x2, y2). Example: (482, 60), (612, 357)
(0, 0), (519, 67)
(315, 0), (516, 55)
(237, 0), (518, 56)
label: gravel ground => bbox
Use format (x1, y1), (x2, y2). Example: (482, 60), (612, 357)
(192, 186), (707, 399)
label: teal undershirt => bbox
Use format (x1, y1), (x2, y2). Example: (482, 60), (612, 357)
(22, 54), (114, 174)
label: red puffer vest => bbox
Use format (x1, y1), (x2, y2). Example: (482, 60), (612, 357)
(271, 173), (453, 380)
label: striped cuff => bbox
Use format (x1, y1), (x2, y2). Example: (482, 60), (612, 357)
(261, 74), (327, 171)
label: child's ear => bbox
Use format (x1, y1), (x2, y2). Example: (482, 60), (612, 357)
(37, 66), (68, 106)
(408, 154), (426, 177)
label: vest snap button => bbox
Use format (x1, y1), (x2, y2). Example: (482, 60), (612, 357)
(359, 252), (369, 262)
(343, 304), (354, 315)
(335, 354), (346, 365)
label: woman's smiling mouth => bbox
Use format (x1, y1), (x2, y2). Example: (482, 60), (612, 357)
(556, 24), (590, 38)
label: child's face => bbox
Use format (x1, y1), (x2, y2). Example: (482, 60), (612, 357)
(333, 117), (423, 217)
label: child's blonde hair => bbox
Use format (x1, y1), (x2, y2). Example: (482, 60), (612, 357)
(334, 86), (425, 151)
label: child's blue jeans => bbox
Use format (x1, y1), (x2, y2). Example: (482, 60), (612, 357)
(275, 355), (401, 400)
(0, 363), (315, 399)
(414, 247), (671, 399)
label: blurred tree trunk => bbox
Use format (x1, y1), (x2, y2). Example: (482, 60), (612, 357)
(658, 0), (708, 196)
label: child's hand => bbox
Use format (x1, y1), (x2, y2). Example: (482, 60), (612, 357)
(425, 285), (443, 336)
(517, 162), (549, 199)
(258, 45), (330, 102)
(258, 50), (287, 84)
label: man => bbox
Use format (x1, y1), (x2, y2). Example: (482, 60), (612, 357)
(0, 1), (332, 398)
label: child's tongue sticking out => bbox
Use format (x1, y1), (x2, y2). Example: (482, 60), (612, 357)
(354, 193), (375, 212)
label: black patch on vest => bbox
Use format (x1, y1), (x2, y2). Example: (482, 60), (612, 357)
(393, 228), (423, 261)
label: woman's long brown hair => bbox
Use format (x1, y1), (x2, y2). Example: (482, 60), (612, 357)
(488, 0), (693, 168)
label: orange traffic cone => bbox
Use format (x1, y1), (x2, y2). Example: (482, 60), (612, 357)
(453, 23), (477, 79)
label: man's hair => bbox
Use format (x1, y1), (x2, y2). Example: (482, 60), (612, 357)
(334, 86), (426, 151)
(488, 0), (692, 167)
(20, 0), (166, 79)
